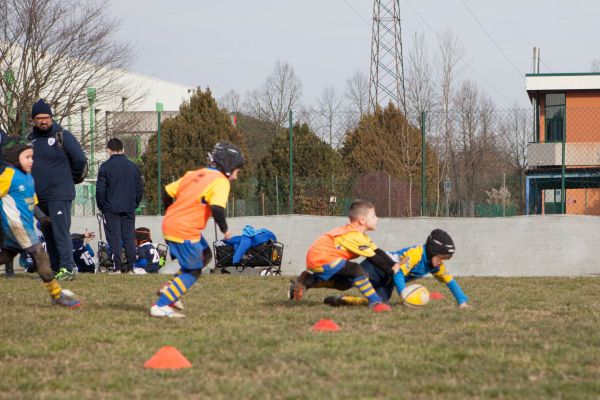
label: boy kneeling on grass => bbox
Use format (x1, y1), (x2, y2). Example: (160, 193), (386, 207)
(288, 199), (404, 312)
(0, 140), (80, 308)
(323, 229), (472, 308)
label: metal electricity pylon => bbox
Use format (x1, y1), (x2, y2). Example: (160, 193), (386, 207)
(369, 0), (407, 114)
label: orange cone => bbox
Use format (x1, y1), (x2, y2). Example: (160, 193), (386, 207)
(312, 319), (340, 332)
(144, 346), (192, 369)
(430, 291), (445, 300)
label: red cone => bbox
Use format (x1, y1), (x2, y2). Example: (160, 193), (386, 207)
(144, 346), (192, 369)
(430, 291), (445, 300)
(312, 319), (340, 332)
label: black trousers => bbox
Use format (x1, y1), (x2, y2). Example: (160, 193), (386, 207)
(38, 200), (75, 272)
(102, 211), (136, 272)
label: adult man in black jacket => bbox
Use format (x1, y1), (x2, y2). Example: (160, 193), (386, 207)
(28, 99), (87, 281)
(96, 138), (143, 273)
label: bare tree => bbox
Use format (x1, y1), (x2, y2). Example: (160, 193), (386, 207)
(0, 0), (132, 136)
(243, 60), (302, 131)
(218, 89), (241, 113)
(592, 60), (600, 72)
(344, 70), (369, 119)
(406, 33), (435, 128)
(316, 86), (343, 147)
(435, 29), (464, 216)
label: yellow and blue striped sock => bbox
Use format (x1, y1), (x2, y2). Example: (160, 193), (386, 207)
(44, 280), (62, 300)
(156, 273), (197, 307)
(352, 276), (382, 304)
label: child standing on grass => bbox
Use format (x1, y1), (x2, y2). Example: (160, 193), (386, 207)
(0, 140), (80, 308)
(150, 142), (245, 318)
(288, 199), (402, 312)
(324, 229), (472, 308)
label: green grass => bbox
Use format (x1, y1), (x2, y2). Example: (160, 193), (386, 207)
(1, 274), (600, 399)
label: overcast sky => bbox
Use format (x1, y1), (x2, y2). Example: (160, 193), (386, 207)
(107, 0), (600, 109)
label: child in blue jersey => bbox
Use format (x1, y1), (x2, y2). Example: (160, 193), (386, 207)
(324, 229), (472, 308)
(72, 231), (96, 273)
(0, 140), (80, 308)
(132, 227), (165, 274)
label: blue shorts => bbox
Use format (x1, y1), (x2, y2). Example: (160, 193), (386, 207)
(167, 237), (209, 272)
(312, 259), (347, 281)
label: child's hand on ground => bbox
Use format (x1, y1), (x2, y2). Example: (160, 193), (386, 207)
(223, 230), (233, 240)
(84, 231), (96, 240)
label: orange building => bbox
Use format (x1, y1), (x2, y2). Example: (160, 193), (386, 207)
(525, 73), (600, 215)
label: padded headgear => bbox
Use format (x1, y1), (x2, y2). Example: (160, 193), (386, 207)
(425, 229), (455, 259)
(2, 139), (33, 172)
(208, 141), (245, 177)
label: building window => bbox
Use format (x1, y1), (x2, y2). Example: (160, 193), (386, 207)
(545, 93), (565, 142)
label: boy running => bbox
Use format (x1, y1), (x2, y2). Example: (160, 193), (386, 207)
(150, 142), (244, 318)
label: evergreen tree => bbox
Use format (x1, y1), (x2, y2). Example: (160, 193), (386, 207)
(142, 88), (249, 214)
(341, 103), (439, 216)
(257, 123), (347, 215)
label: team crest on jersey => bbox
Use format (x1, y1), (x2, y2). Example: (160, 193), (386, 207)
(48, 138), (55, 146)
(18, 185), (25, 192)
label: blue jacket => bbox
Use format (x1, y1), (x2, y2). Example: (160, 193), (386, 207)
(28, 123), (87, 201)
(224, 225), (277, 263)
(96, 154), (143, 213)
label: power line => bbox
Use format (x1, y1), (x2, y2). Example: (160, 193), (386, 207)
(459, 0), (523, 77)
(342, 0), (371, 26)
(402, 0), (516, 106)
(487, 0), (554, 73)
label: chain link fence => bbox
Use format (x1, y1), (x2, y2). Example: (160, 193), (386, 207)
(66, 104), (600, 217)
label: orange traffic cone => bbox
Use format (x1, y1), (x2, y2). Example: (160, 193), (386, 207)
(312, 319), (340, 332)
(144, 346), (192, 369)
(430, 291), (445, 300)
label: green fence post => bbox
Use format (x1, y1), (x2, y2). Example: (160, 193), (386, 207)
(288, 110), (293, 214)
(275, 175), (280, 215)
(21, 111), (27, 138)
(421, 111), (426, 216)
(561, 107), (566, 214)
(87, 88), (96, 174)
(156, 102), (163, 215)
(4, 70), (14, 133)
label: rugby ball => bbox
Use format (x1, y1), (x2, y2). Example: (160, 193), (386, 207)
(401, 284), (430, 307)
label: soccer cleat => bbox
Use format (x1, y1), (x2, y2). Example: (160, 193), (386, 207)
(324, 295), (344, 307)
(169, 300), (184, 311)
(288, 271), (312, 301)
(55, 267), (75, 281)
(157, 282), (184, 311)
(371, 302), (392, 313)
(150, 304), (185, 318)
(132, 267), (147, 275)
(324, 295), (370, 307)
(52, 292), (81, 309)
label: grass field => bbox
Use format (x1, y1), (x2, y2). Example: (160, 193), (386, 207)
(1, 273), (600, 399)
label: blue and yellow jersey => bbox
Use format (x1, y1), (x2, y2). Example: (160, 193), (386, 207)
(162, 167), (230, 243)
(389, 245), (453, 284)
(389, 245), (468, 305)
(0, 165), (39, 250)
(306, 223), (377, 272)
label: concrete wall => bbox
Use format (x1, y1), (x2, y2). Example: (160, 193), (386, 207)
(71, 214), (600, 277)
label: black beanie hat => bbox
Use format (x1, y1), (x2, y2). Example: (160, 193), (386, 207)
(2, 140), (33, 172)
(31, 99), (53, 118)
(425, 229), (455, 259)
(135, 227), (152, 242)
